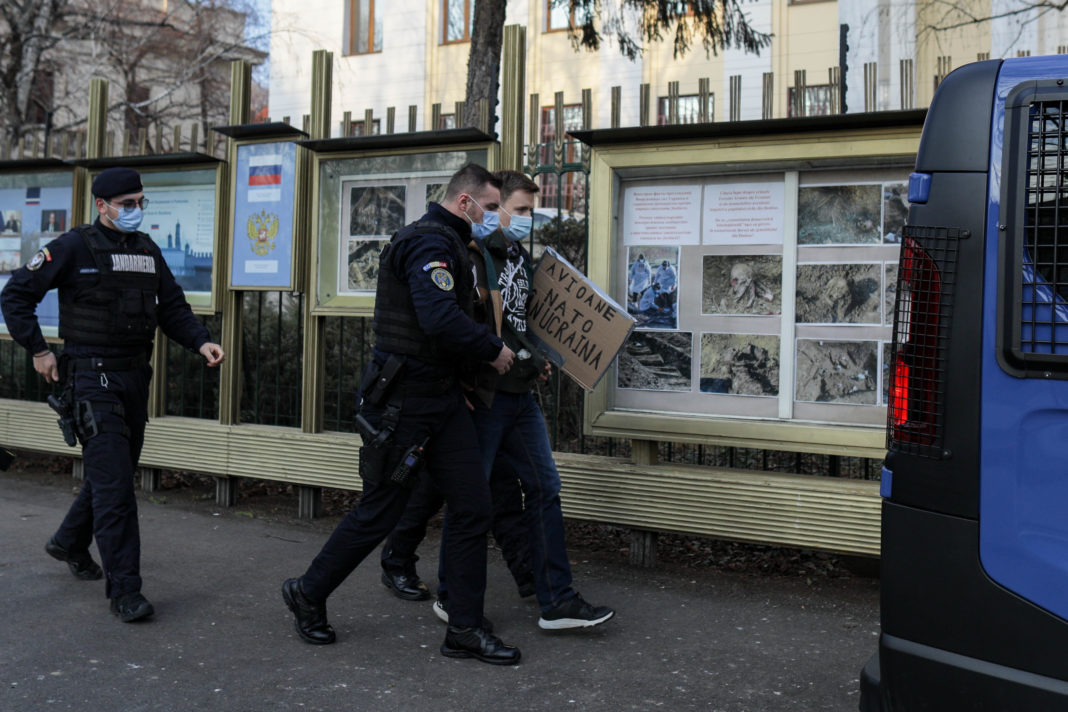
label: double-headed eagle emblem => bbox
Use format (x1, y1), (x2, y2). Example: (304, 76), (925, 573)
(247, 210), (279, 256)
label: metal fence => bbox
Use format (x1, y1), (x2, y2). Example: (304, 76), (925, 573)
(239, 291), (303, 427)
(164, 314), (221, 419)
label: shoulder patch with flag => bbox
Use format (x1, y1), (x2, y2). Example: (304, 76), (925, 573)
(430, 268), (454, 291)
(422, 261), (448, 271)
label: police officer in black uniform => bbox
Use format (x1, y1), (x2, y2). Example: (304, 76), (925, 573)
(281, 163), (522, 664)
(0, 167), (225, 622)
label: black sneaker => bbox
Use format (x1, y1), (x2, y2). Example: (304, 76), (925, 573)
(45, 536), (103, 581)
(110, 592), (154, 622)
(538, 594), (614, 630)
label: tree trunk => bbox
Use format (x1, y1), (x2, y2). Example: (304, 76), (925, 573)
(463, 0), (507, 133)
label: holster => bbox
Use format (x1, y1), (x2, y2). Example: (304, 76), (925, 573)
(358, 436), (428, 490)
(47, 354), (131, 445)
(354, 355), (407, 447)
(47, 355), (78, 447)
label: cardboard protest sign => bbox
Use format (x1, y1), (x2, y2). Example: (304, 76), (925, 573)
(527, 247), (636, 391)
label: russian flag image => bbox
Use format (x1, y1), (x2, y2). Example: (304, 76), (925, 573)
(25, 187), (40, 205)
(150, 224), (160, 230)
(247, 154), (282, 203)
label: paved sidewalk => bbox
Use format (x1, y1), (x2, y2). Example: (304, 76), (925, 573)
(0, 471), (878, 712)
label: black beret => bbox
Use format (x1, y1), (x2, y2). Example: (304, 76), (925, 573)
(92, 167), (143, 199)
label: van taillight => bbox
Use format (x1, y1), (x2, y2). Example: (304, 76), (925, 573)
(887, 230), (954, 457)
(891, 361), (909, 426)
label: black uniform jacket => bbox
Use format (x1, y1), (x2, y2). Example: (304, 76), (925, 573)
(0, 219), (209, 357)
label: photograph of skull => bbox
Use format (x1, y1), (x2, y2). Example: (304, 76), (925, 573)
(626, 245), (679, 330)
(701, 255), (782, 316)
(795, 263), (881, 324)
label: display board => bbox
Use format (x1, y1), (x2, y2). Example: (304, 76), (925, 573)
(613, 168), (907, 427)
(312, 147), (488, 314)
(230, 140), (299, 289)
(0, 169), (74, 338)
(83, 165), (221, 310)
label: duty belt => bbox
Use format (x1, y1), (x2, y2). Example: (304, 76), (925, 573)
(69, 354), (148, 372)
(396, 376), (455, 398)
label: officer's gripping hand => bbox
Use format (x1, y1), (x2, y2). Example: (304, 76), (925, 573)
(489, 344), (515, 375)
(33, 351), (59, 383)
(199, 342), (225, 367)
(539, 358), (552, 383)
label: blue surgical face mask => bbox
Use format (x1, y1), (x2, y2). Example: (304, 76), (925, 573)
(502, 214), (532, 242)
(108, 204), (143, 233)
(465, 197), (499, 239)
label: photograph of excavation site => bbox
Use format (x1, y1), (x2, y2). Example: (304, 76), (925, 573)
(795, 263), (882, 324)
(616, 331), (693, 392)
(797, 184), (882, 245)
(347, 238), (387, 291)
(794, 339), (879, 405)
(699, 333), (780, 397)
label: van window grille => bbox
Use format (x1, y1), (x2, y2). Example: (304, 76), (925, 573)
(887, 226), (962, 458)
(1019, 100), (1068, 357)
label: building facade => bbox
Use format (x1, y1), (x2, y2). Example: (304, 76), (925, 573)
(268, 1), (1068, 139)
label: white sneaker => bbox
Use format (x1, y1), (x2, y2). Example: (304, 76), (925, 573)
(431, 599), (494, 632)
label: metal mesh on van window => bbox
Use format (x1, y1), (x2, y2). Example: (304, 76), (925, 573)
(886, 227), (962, 458)
(1020, 101), (1068, 355)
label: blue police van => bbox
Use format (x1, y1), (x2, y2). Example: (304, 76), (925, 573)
(860, 55), (1068, 710)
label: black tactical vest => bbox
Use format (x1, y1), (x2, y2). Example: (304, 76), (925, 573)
(58, 225), (162, 346)
(372, 220), (474, 363)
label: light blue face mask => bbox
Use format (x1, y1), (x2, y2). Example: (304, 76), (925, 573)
(109, 204), (143, 233)
(466, 197), (499, 239)
(501, 213), (533, 243)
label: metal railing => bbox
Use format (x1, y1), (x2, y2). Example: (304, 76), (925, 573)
(163, 314), (221, 419)
(240, 291), (303, 427)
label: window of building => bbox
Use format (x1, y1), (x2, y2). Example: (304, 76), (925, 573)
(125, 83), (151, 133)
(546, 0), (593, 32)
(656, 94), (714, 125)
(346, 0), (382, 55)
(26, 68), (55, 125)
(538, 104), (584, 210)
(444, 0), (474, 43)
(439, 113), (457, 129)
(350, 119), (381, 136)
(787, 84), (834, 117)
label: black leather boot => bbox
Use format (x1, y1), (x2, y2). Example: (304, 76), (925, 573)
(381, 569), (430, 601)
(45, 536), (103, 581)
(441, 625), (521, 665)
(282, 578), (336, 645)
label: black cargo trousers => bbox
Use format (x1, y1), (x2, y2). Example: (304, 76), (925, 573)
(53, 352), (151, 599)
(299, 385), (493, 628)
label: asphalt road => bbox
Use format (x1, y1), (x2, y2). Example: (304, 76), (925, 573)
(0, 469), (879, 712)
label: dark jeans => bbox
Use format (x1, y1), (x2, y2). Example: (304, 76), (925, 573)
(469, 391), (575, 612)
(300, 388), (492, 628)
(54, 362), (150, 599)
